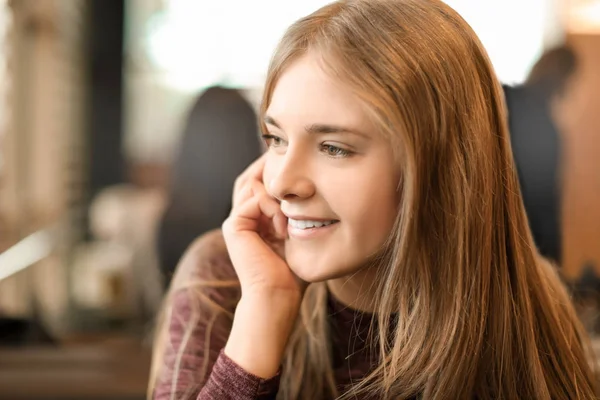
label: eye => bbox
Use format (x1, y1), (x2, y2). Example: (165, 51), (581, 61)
(321, 144), (352, 158)
(262, 134), (285, 148)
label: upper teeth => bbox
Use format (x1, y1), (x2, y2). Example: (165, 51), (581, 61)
(288, 219), (335, 230)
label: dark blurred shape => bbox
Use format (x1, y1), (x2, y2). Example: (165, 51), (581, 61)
(503, 45), (578, 264)
(571, 261), (600, 334)
(86, 0), (126, 238)
(0, 293), (56, 347)
(573, 262), (600, 295)
(0, 302), (56, 347)
(157, 87), (262, 287)
(526, 46), (578, 97)
(0, 317), (55, 347)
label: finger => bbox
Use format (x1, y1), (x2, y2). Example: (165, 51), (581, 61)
(233, 175), (268, 210)
(249, 180), (287, 238)
(245, 153), (267, 181)
(224, 196), (261, 233)
(250, 180), (285, 218)
(232, 182), (254, 210)
(233, 155), (267, 205)
(273, 211), (288, 239)
(248, 179), (268, 198)
(256, 192), (283, 220)
(229, 191), (282, 229)
(236, 156), (266, 194)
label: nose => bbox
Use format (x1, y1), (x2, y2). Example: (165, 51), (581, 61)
(267, 150), (316, 202)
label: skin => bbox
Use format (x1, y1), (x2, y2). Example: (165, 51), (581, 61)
(222, 54), (399, 378)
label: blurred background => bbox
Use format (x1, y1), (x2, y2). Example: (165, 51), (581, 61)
(0, 0), (599, 399)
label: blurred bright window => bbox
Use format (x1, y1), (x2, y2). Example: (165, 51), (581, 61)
(145, 0), (553, 92)
(568, 0), (600, 33)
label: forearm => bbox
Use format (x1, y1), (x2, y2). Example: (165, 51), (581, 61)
(224, 292), (301, 378)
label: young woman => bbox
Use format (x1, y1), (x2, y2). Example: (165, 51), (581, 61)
(150, 0), (598, 399)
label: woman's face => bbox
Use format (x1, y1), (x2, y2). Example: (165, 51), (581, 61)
(263, 54), (400, 282)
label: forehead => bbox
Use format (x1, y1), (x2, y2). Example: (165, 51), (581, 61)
(266, 55), (369, 128)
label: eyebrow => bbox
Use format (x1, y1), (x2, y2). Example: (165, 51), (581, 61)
(264, 115), (368, 138)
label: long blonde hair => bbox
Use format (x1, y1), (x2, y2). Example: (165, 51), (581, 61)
(151, 0), (598, 398)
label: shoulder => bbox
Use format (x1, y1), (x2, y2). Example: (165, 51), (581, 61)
(170, 229), (238, 290)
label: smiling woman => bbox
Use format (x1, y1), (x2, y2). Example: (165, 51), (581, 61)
(150, 1), (598, 399)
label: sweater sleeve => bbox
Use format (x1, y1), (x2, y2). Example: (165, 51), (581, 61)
(152, 230), (281, 400)
(198, 350), (280, 399)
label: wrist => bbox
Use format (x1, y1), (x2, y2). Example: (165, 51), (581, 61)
(241, 286), (303, 307)
(224, 293), (301, 378)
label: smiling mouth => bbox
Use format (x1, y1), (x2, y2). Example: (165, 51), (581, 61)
(287, 218), (340, 230)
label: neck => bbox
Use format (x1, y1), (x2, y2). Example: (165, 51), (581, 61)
(326, 264), (380, 313)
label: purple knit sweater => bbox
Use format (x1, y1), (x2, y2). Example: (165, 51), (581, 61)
(153, 230), (380, 400)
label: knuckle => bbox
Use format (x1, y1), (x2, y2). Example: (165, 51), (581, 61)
(221, 216), (234, 232)
(234, 174), (245, 188)
(233, 181), (241, 194)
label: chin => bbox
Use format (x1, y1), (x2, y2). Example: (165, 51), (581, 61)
(285, 248), (363, 283)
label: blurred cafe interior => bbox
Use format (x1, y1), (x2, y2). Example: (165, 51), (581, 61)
(0, 0), (599, 398)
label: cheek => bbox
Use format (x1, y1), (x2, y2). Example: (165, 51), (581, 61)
(326, 175), (399, 230)
(359, 186), (398, 231)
